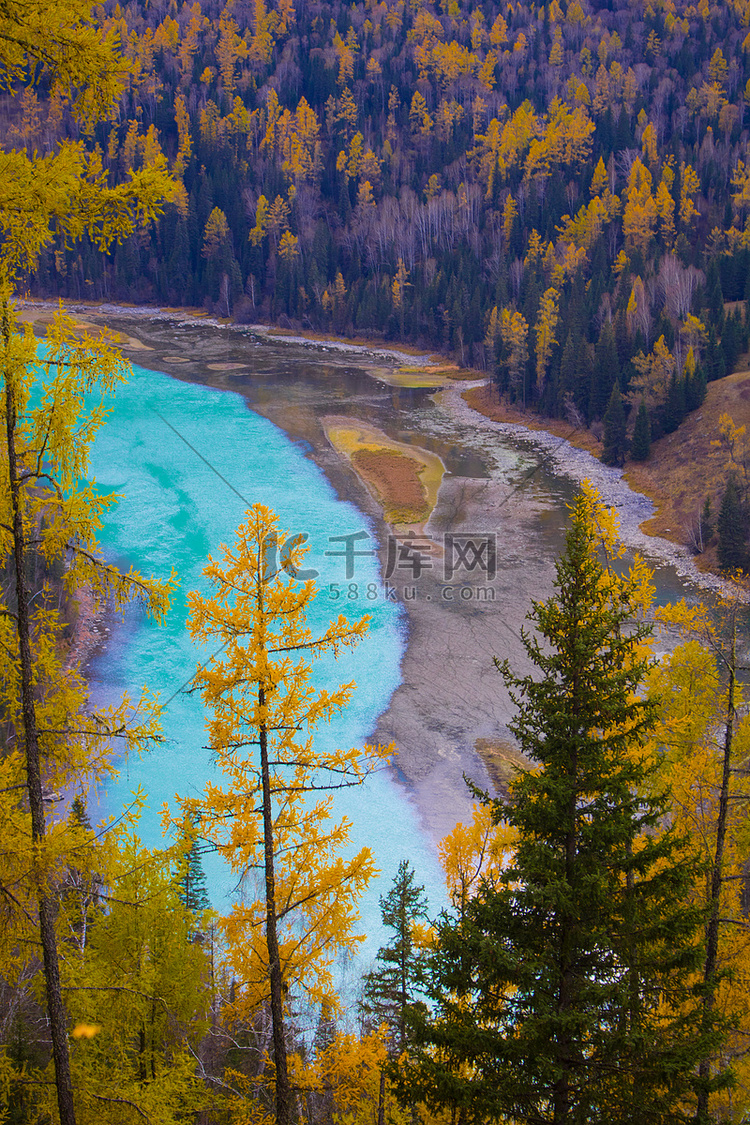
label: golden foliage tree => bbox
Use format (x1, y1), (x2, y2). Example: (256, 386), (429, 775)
(650, 596), (750, 1120)
(175, 505), (386, 1125)
(535, 286), (559, 396)
(0, 4), (174, 1119)
(499, 306), (529, 405)
(0, 305), (174, 1125)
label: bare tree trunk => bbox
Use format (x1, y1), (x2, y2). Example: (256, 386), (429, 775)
(3, 307), (77, 1125)
(377, 1067), (386, 1125)
(696, 625), (736, 1123)
(259, 685), (292, 1125)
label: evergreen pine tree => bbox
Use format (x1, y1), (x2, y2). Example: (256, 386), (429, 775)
(69, 794), (92, 831)
(601, 381), (628, 466)
(360, 860), (429, 1057)
(686, 362), (707, 411)
(705, 258), (726, 331)
(717, 475), (748, 572)
(701, 496), (714, 544)
(400, 490), (719, 1124)
(630, 398), (651, 461)
(721, 309), (741, 375)
(591, 320), (620, 420)
(705, 325), (726, 382)
(558, 330), (590, 420)
(177, 827), (210, 916)
(663, 371), (686, 434)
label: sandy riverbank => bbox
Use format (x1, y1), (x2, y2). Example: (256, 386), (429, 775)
(25, 299), (736, 840)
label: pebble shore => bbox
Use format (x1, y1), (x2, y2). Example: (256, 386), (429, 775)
(445, 379), (733, 598)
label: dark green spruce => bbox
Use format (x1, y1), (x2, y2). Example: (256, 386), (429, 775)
(717, 475), (748, 573)
(398, 493), (721, 1125)
(630, 398), (651, 462)
(601, 381), (628, 466)
(360, 859), (429, 1058)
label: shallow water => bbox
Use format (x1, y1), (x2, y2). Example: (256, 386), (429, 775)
(85, 360), (448, 967)
(82, 331), (703, 975)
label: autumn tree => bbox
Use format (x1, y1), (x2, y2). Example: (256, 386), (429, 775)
(0, 306), (173, 1125)
(535, 286), (559, 398)
(51, 817), (213, 1124)
(399, 486), (717, 1123)
(175, 504), (386, 1125)
(497, 307), (529, 406)
(623, 158), (657, 252)
(0, 2), (175, 1113)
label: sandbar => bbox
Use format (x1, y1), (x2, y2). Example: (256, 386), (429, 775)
(323, 417), (444, 530)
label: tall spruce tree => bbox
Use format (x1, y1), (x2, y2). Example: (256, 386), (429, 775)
(177, 824), (211, 916)
(631, 398), (651, 461)
(591, 320), (620, 419)
(705, 258), (726, 331)
(361, 859), (429, 1057)
(601, 381), (628, 466)
(399, 488), (718, 1125)
(717, 475), (748, 572)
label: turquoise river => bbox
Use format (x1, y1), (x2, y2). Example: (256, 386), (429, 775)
(85, 357), (447, 965)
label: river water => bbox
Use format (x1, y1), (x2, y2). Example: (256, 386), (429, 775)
(82, 326), (699, 970)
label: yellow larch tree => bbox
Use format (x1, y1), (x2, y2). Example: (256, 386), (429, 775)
(202, 206), (231, 260)
(248, 0), (276, 68)
(177, 2), (206, 85)
(623, 156), (657, 252)
(680, 162), (701, 227)
(535, 286), (559, 396)
(249, 193), (270, 245)
(502, 192), (518, 246)
(649, 597), (750, 1120)
(439, 799), (515, 921)
(655, 163), (676, 245)
(278, 229), (299, 259)
(0, 304), (174, 1125)
(499, 306), (529, 405)
(392, 257), (410, 337)
(215, 8), (248, 97)
(175, 505), (387, 1125)
(0, 3), (175, 1121)
(45, 811), (213, 1124)
(628, 335), (675, 413)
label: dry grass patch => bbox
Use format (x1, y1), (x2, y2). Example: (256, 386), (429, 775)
(463, 383), (604, 457)
(474, 737), (532, 794)
(324, 417), (445, 529)
(351, 448), (428, 524)
(625, 363), (750, 553)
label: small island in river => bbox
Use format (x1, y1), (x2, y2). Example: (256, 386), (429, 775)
(22, 300), (727, 840)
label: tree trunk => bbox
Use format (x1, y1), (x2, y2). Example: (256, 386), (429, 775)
(4, 315), (77, 1125)
(259, 686), (292, 1125)
(696, 626), (736, 1123)
(377, 1067), (386, 1125)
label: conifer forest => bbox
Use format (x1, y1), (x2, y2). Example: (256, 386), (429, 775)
(7, 0), (750, 1121)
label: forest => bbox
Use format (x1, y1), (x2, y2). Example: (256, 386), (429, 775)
(10, 0), (750, 553)
(4, 0), (750, 1122)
